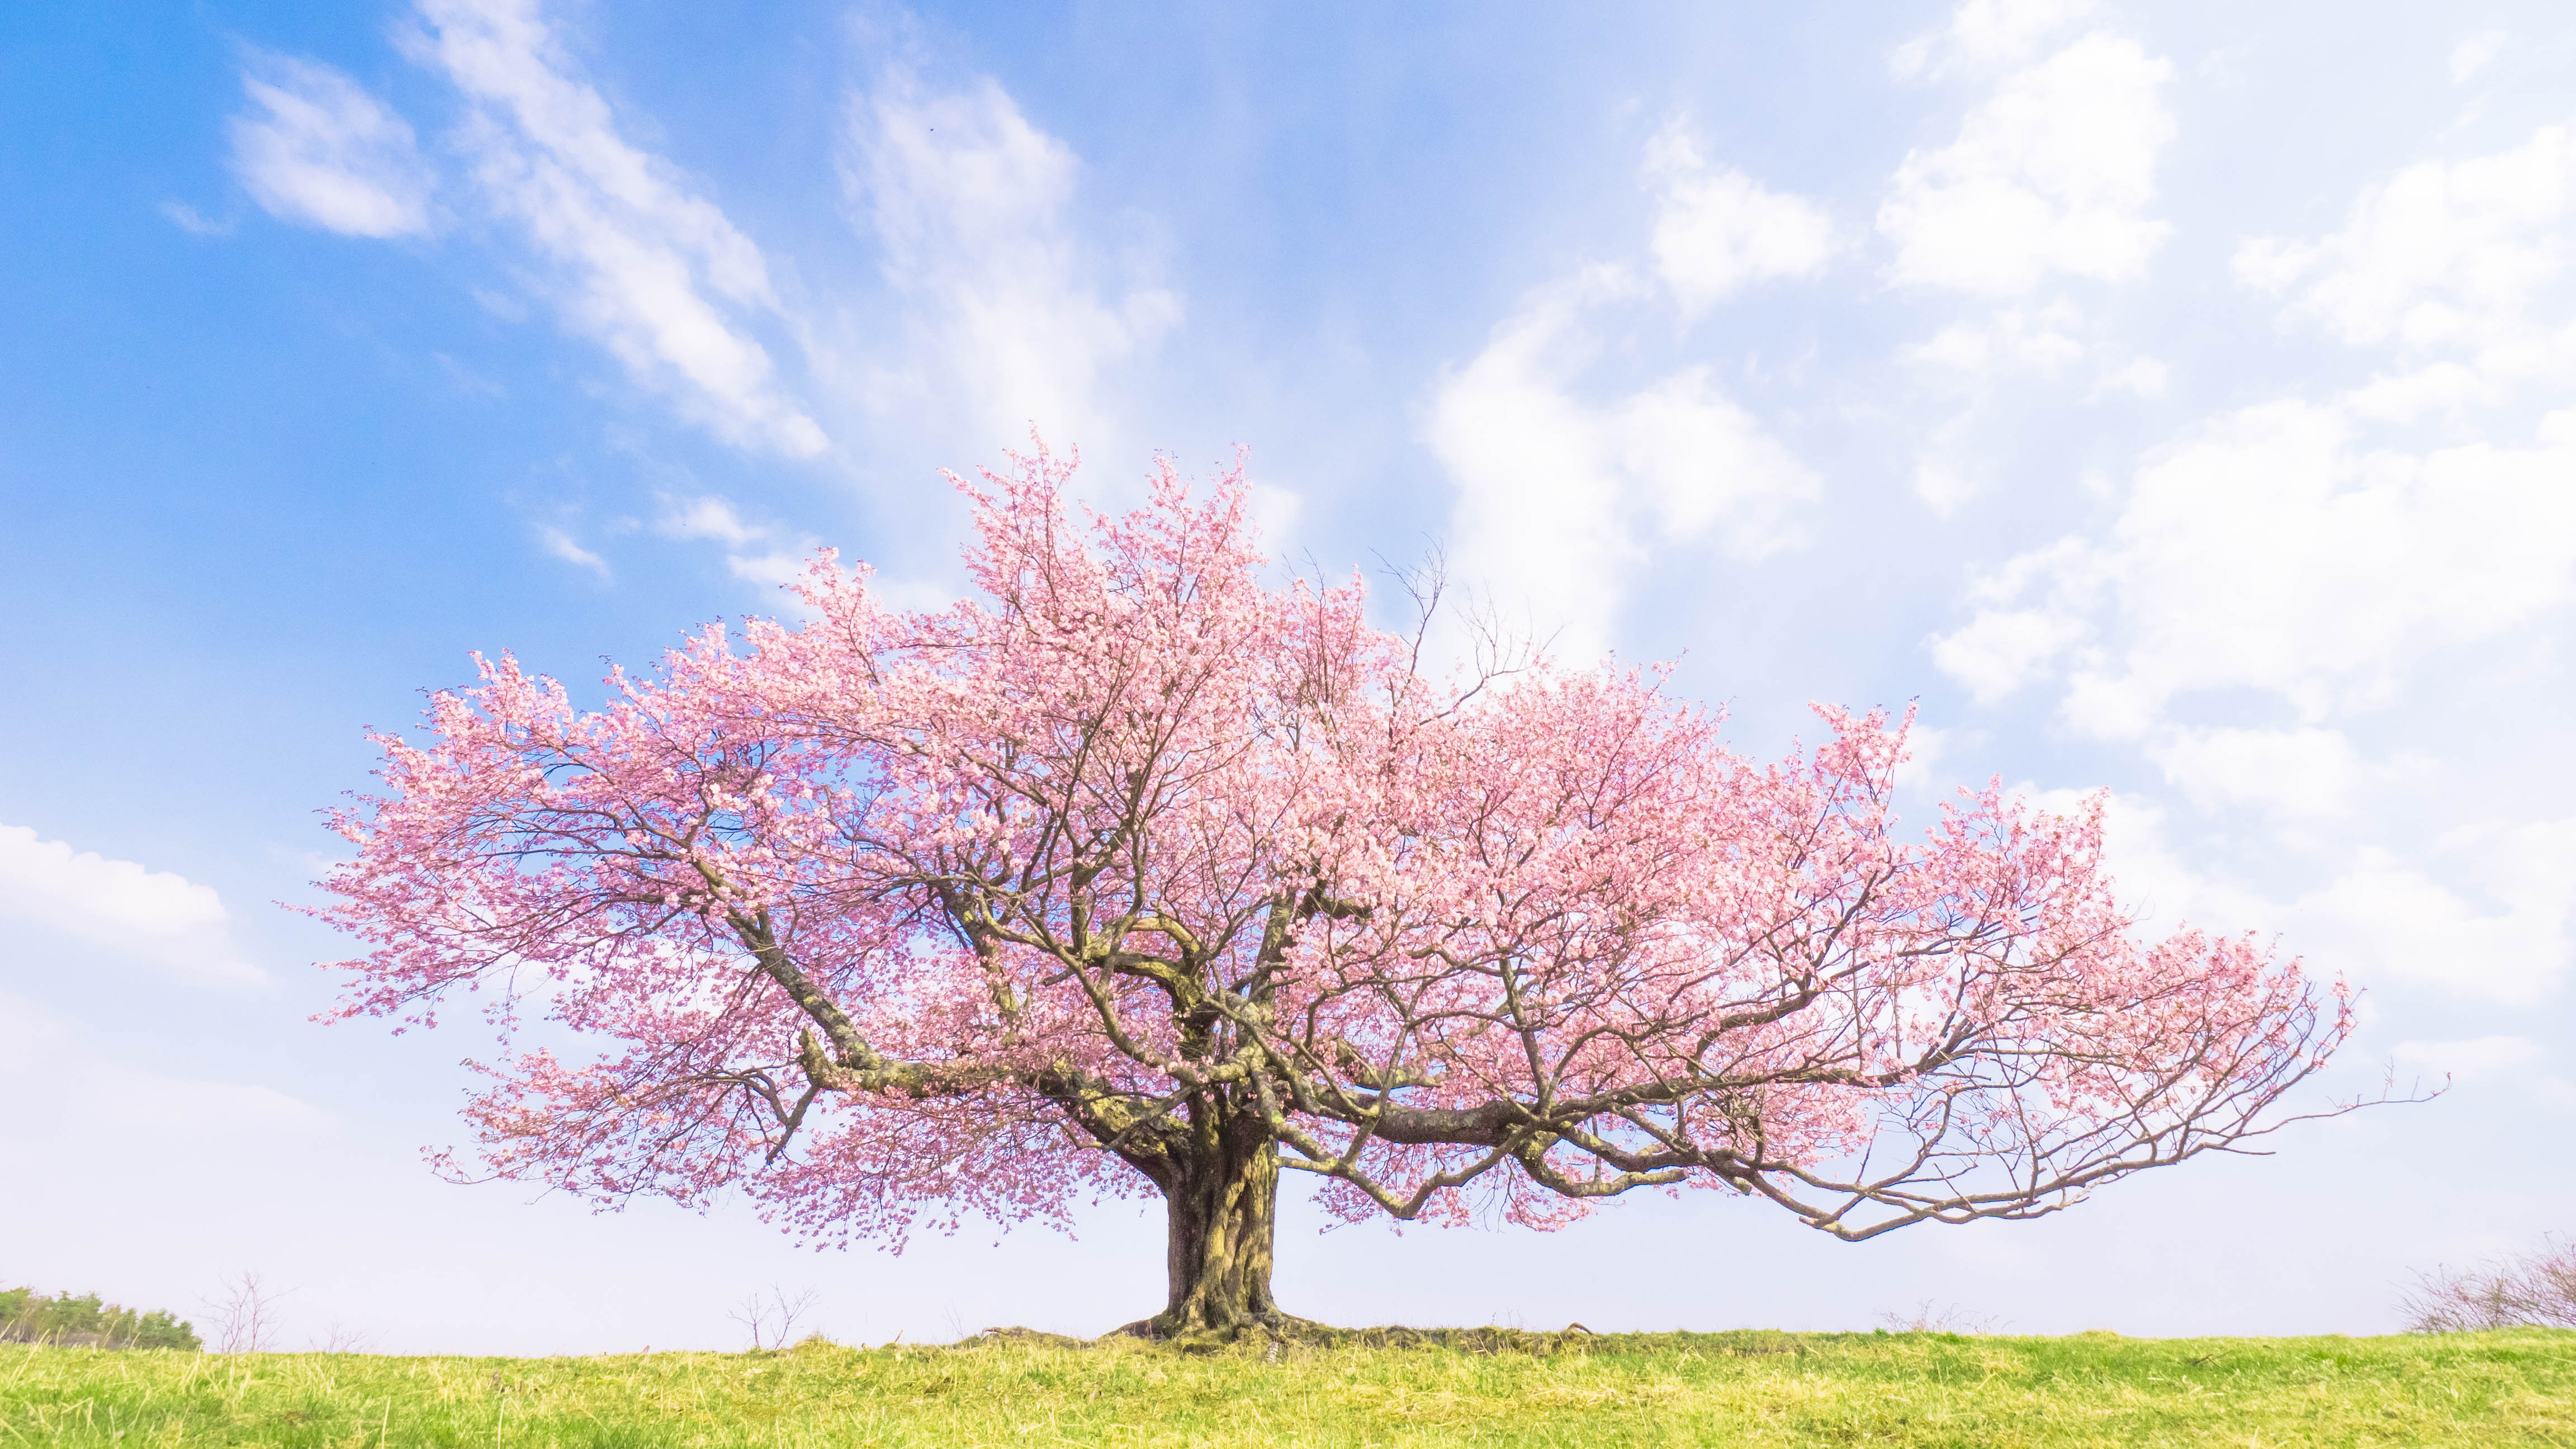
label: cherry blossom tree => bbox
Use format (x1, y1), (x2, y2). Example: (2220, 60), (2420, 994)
(316, 448), (2361, 1338)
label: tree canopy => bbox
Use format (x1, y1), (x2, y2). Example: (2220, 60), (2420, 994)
(318, 449), (2357, 1336)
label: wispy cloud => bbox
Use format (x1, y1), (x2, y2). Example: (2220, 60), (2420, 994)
(655, 494), (819, 589)
(1, 992), (329, 1140)
(159, 200), (235, 236)
(0, 825), (266, 989)
(228, 49), (434, 239)
(2448, 29), (2511, 86)
(534, 524), (609, 576)
(225, 6), (1171, 472)
(434, 352), (506, 399)
(836, 68), (1181, 453)
(405, 0), (826, 457)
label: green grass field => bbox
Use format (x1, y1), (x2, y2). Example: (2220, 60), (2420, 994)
(5, 1328), (2570, 1448)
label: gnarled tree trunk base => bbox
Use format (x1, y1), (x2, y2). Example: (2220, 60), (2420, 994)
(1134, 1109), (1291, 1341)
(1103, 1308), (1328, 1344)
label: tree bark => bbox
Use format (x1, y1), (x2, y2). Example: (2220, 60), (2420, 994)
(1150, 1102), (1287, 1337)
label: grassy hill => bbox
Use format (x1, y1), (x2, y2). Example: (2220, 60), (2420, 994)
(4, 1328), (2570, 1447)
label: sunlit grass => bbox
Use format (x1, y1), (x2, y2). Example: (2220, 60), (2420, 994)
(4, 1327), (2570, 1447)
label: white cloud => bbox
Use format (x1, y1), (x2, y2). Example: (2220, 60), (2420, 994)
(659, 496), (761, 548)
(840, 70), (1180, 452)
(1909, 452), (1983, 515)
(0, 825), (266, 989)
(1930, 106), (2576, 1031)
(228, 50), (434, 239)
(1642, 126), (1838, 314)
(1936, 400), (2576, 737)
(1935, 113), (2576, 761)
(1973, 119), (2572, 741)
(656, 495), (818, 590)
(2089, 356), (2168, 400)
(406, 0), (826, 457)
(1881, 29), (2174, 296)
(2147, 726), (2363, 819)
(724, 552), (815, 590)
(2288, 821), (2576, 1003)
(2340, 361), (2489, 424)
(1891, 0), (2097, 79)
(2011, 792), (2576, 1002)
(1429, 272), (1820, 659)
(2237, 123), (2576, 355)
(1621, 370), (1819, 546)
(1929, 604), (2091, 702)
(1429, 280), (1637, 654)
(2394, 1035), (2539, 1077)
(1902, 302), (2088, 378)
(1881, 7), (2175, 515)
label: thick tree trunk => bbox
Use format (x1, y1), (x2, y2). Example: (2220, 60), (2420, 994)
(1149, 1106), (1287, 1337)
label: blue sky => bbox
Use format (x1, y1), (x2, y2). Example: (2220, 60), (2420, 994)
(6, 0), (2575, 1351)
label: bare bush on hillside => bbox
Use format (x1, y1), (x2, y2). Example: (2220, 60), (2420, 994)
(2402, 1235), (2576, 1332)
(203, 1271), (288, 1354)
(730, 1286), (821, 1351)
(309, 1321), (375, 1354)
(1875, 1300), (2004, 1334)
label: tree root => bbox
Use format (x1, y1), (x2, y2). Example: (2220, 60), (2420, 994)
(1105, 1308), (1329, 1350)
(1089, 1316), (1702, 1357)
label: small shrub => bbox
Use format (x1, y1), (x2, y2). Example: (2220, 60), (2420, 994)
(2402, 1235), (2576, 1331)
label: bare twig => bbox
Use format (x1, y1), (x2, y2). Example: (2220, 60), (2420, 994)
(202, 1270), (290, 1355)
(1874, 1299), (2004, 1334)
(729, 1285), (823, 1351)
